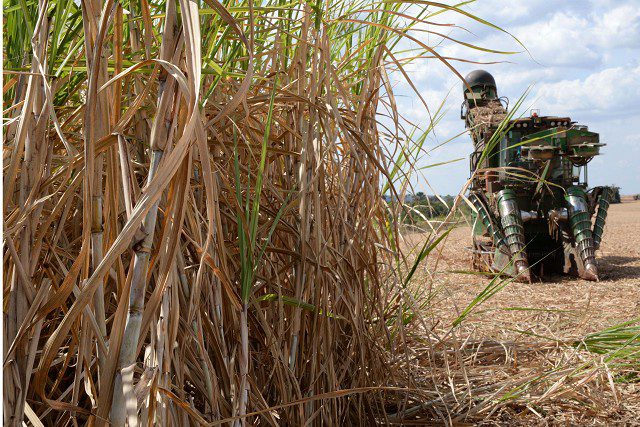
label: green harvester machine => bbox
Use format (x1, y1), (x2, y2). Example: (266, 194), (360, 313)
(462, 70), (614, 282)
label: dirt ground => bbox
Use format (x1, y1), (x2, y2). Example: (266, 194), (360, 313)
(411, 200), (640, 340)
(402, 200), (640, 424)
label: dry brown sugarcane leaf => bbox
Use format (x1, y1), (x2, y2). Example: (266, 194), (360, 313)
(156, 386), (211, 425)
(136, 154), (192, 355)
(31, 243), (85, 323)
(99, 59), (190, 101)
(34, 117), (195, 396)
(3, 279), (50, 364)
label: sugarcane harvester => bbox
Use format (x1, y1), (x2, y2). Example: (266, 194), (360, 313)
(461, 70), (613, 282)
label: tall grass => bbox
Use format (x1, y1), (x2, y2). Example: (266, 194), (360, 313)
(2, 0), (515, 424)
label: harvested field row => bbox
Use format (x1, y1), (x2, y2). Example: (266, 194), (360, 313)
(402, 201), (640, 424)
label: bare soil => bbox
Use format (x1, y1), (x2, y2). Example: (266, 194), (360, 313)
(403, 200), (640, 424)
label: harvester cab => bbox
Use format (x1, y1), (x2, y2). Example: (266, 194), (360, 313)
(462, 70), (613, 282)
(463, 69), (498, 101)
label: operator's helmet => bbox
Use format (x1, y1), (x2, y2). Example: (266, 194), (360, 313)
(463, 70), (498, 100)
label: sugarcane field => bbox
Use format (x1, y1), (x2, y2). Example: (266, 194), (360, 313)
(3, 0), (640, 425)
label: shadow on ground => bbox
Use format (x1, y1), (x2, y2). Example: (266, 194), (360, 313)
(598, 255), (640, 281)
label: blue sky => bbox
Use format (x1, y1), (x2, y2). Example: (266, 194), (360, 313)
(392, 0), (640, 195)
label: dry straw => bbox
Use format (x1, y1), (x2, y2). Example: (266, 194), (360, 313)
(4, 0), (485, 424)
(6, 0), (637, 425)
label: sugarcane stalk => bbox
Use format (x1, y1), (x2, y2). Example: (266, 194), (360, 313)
(289, 5), (312, 373)
(153, 275), (171, 425)
(237, 304), (250, 426)
(79, 0), (112, 388)
(110, 149), (163, 425)
(110, 1), (180, 420)
(6, 3), (51, 423)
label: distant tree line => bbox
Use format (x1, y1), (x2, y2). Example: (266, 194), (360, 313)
(383, 192), (471, 223)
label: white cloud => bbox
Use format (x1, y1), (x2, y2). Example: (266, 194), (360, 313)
(533, 65), (640, 115)
(512, 13), (602, 68)
(394, 0), (640, 194)
(461, 0), (560, 25)
(496, 67), (561, 93)
(593, 5), (640, 49)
